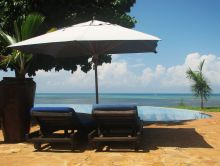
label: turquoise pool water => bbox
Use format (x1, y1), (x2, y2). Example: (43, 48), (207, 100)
(35, 104), (211, 122)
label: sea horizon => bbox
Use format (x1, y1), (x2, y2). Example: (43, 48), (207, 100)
(36, 92), (220, 94)
(35, 93), (220, 107)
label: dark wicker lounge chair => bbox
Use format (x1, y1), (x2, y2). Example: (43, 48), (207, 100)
(89, 104), (143, 150)
(26, 107), (95, 151)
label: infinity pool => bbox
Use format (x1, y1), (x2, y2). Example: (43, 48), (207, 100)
(35, 104), (211, 122)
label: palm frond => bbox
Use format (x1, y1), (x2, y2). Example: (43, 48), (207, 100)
(0, 30), (16, 45)
(13, 21), (21, 42)
(21, 13), (45, 40)
(199, 59), (205, 73)
(186, 59), (212, 108)
(0, 13), (45, 78)
(186, 68), (199, 82)
(0, 54), (12, 68)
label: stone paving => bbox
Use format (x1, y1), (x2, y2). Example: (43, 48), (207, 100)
(0, 112), (220, 166)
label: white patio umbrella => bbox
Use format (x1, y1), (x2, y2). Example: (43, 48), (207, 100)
(9, 20), (160, 104)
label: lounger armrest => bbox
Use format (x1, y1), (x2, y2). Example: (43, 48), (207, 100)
(137, 131), (142, 136)
(26, 130), (41, 140)
(135, 118), (143, 137)
(70, 132), (75, 139)
(137, 116), (143, 128)
(140, 119), (144, 129)
(88, 130), (97, 140)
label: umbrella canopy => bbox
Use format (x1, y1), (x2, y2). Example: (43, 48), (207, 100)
(9, 20), (160, 103)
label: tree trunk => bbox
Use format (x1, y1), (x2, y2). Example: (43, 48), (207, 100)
(201, 95), (204, 110)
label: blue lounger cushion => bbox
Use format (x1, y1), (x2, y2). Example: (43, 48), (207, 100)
(92, 104), (137, 111)
(31, 107), (74, 113)
(31, 107), (96, 132)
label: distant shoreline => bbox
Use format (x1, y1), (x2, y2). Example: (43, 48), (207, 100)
(36, 93), (220, 95)
(35, 93), (220, 107)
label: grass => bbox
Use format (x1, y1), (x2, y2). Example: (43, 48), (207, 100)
(173, 105), (220, 112)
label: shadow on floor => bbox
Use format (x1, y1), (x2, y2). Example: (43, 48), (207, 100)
(0, 127), (212, 153)
(93, 127), (212, 152)
(142, 128), (212, 150)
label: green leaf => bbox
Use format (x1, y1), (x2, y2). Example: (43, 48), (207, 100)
(21, 13), (45, 40)
(0, 13), (45, 78)
(199, 59), (205, 73)
(13, 21), (21, 42)
(186, 60), (212, 108)
(0, 30), (16, 45)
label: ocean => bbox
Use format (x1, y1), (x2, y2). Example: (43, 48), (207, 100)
(35, 93), (220, 107)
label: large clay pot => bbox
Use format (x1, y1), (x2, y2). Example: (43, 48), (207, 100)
(0, 82), (2, 129)
(0, 77), (36, 143)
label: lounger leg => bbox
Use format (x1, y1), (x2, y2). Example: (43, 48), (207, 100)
(94, 142), (98, 149)
(135, 139), (141, 151)
(34, 142), (41, 150)
(64, 129), (68, 137)
(70, 133), (75, 151)
(70, 142), (74, 151)
(134, 143), (139, 151)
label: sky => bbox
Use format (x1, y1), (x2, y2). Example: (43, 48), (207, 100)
(1, 0), (220, 93)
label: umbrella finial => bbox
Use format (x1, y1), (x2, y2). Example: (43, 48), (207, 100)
(90, 16), (95, 25)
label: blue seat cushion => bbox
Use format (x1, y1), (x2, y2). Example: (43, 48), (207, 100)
(31, 107), (96, 131)
(92, 104), (137, 111)
(31, 107), (75, 113)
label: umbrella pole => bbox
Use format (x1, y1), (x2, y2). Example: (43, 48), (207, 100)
(94, 57), (99, 104)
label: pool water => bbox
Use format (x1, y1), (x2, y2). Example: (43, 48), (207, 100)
(138, 106), (210, 122)
(35, 104), (211, 122)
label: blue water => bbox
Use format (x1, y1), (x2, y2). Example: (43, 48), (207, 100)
(35, 93), (220, 107)
(35, 104), (211, 122)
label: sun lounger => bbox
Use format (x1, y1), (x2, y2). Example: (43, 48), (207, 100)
(26, 107), (95, 151)
(89, 104), (143, 150)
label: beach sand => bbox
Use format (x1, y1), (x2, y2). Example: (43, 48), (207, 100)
(0, 112), (220, 166)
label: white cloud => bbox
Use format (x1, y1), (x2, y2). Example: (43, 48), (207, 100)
(131, 63), (145, 68)
(141, 67), (153, 84)
(1, 52), (220, 93)
(140, 52), (220, 92)
(111, 54), (121, 61)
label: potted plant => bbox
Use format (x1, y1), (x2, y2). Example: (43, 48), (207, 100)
(0, 13), (45, 142)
